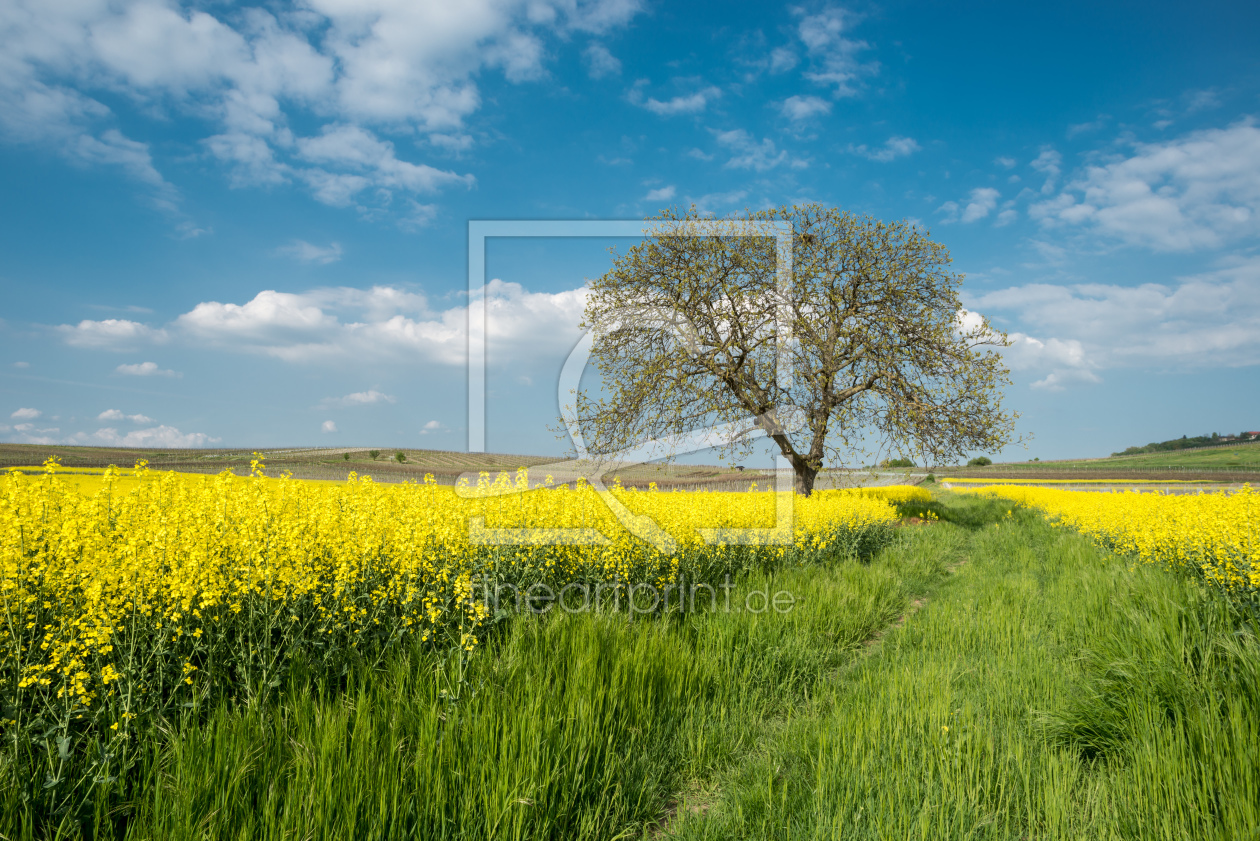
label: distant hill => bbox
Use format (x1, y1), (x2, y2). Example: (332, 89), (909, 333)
(1112, 431), (1259, 457)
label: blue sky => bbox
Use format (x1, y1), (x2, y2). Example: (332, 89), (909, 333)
(1, 0), (1258, 462)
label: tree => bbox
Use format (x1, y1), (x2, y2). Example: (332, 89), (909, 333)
(395, 451), (407, 463)
(369, 450), (380, 461)
(968, 456), (993, 466)
(574, 204), (1022, 495)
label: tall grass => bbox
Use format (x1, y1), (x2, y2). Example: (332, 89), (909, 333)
(667, 496), (1260, 840)
(0, 523), (945, 840)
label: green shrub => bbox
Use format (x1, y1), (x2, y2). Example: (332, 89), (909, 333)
(967, 456), (992, 467)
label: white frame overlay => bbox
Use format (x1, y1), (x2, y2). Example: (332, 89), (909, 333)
(464, 219), (796, 550)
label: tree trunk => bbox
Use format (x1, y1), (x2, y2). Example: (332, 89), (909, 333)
(794, 463), (818, 497)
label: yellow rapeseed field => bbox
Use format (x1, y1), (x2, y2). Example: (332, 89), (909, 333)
(955, 484), (1259, 602)
(1, 457), (907, 745)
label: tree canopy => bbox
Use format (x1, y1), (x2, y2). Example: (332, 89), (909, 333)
(574, 203), (1021, 494)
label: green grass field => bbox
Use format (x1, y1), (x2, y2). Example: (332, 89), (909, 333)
(943, 439), (1260, 481)
(4, 492), (1256, 840)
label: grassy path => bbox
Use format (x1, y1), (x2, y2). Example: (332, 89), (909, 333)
(10, 495), (1257, 840)
(665, 495), (1260, 840)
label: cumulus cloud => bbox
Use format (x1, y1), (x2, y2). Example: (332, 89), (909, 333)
(937, 188), (1000, 224)
(97, 409), (154, 423)
(779, 94), (831, 122)
(11, 408), (41, 419)
(685, 189), (749, 213)
(58, 319), (168, 350)
(2, 420), (219, 447)
(1005, 335), (1101, 391)
(848, 136), (919, 162)
(629, 81), (721, 116)
(293, 124), (474, 201)
(276, 240), (343, 264)
(159, 280), (587, 366)
(73, 425), (220, 448)
(321, 420), (337, 433)
(967, 256), (1260, 383)
(115, 361), (180, 377)
(419, 419), (445, 435)
(0, 0), (643, 218)
(713, 129), (803, 172)
(1029, 121), (1260, 251)
(643, 185), (676, 202)
(769, 46), (798, 74)
(0, 424), (63, 445)
(321, 390), (396, 408)
(794, 6), (877, 96)
(1030, 148), (1062, 194)
(961, 188), (1000, 222)
(583, 42), (622, 79)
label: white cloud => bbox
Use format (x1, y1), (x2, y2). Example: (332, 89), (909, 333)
(0, 0), (643, 218)
(429, 133), (474, 154)
(769, 47), (798, 73)
(714, 129), (803, 171)
(630, 82), (722, 116)
(1067, 116), (1108, 138)
(163, 280), (586, 366)
(968, 256), (1260, 377)
(685, 189), (748, 213)
(643, 185), (676, 202)
(1005, 334), (1101, 391)
(97, 409), (154, 423)
(583, 42), (622, 79)
(292, 124), (474, 204)
(1184, 88), (1221, 114)
(794, 6), (877, 97)
(115, 361), (180, 377)
(1, 423), (63, 444)
(994, 208), (1018, 227)
(1030, 147), (1062, 195)
(419, 419), (445, 435)
(57, 319), (168, 350)
(961, 188), (1000, 223)
(779, 94), (831, 122)
(321, 390), (396, 408)
(74, 425), (220, 448)
(849, 135), (919, 162)
(994, 156), (1017, 169)
(277, 240), (343, 264)
(938, 188), (1000, 224)
(1030, 122), (1260, 251)
(321, 420), (337, 433)
(10, 407), (40, 420)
